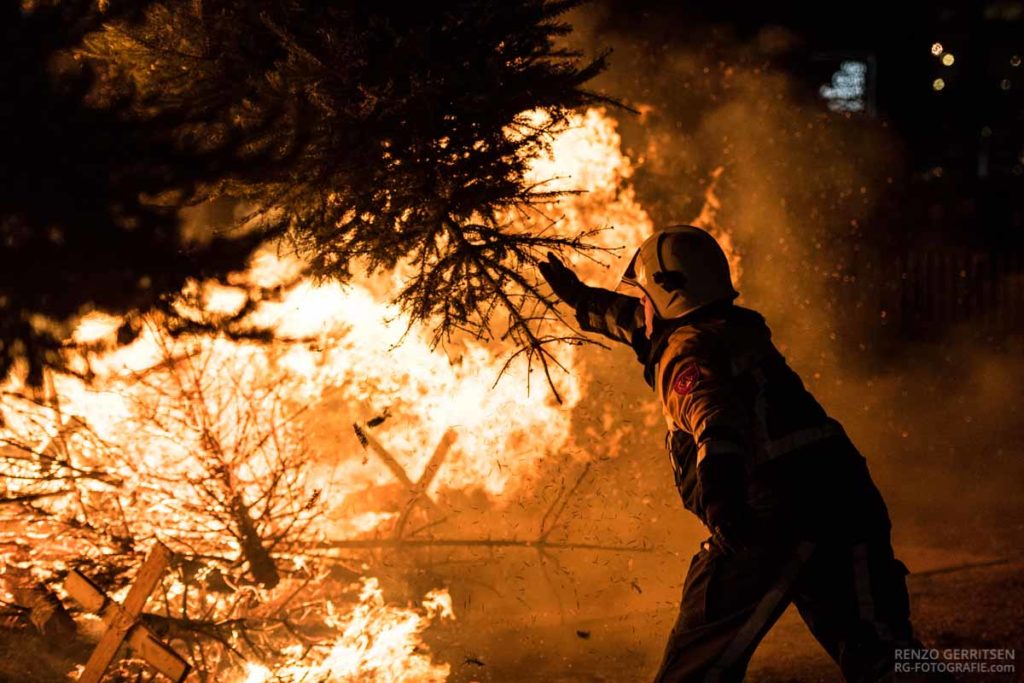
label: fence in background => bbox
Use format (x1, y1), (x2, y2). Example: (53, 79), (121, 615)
(884, 247), (1024, 338)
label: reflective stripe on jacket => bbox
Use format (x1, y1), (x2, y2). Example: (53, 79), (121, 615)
(655, 307), (844, 469)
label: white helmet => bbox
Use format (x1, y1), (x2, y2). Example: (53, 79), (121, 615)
(619, 225), (738, 320)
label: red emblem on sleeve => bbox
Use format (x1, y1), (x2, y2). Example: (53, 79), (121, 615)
(672, 363), (701, 396)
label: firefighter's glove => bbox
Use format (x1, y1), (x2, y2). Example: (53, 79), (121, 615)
(538, 252), (587, 308)
(698, 452), (753, 555)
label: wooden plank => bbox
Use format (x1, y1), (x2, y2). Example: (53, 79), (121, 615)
(67, 570), (190, 682)
(64, 571), (107, 614)
(416, 429), (457, 493)
(125, 625), (191, 682)
(77, 612), (133, 682)
(392, 430), (457, 539)
(77, 544), (173, 683)
(354, 423), (440, 513)
(355, 423), (416, 489)
(120, 543), (172, 617)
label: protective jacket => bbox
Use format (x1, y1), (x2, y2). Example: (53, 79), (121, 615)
(575, 288), (845, 523)
(569, 281), (939, 683)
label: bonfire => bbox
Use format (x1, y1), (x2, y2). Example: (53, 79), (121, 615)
(0, 109), (716, 682)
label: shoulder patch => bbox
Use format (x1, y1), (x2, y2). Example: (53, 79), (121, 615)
(672, 362), (701, 396)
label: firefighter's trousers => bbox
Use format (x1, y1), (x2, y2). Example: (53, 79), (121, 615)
(655, 446), (929, 683)
(653, 534), (919, 683)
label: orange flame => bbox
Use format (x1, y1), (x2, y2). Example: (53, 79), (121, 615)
(241, 579), (454, 683)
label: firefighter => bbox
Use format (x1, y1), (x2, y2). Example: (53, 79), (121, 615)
(539, 225), (937, 683)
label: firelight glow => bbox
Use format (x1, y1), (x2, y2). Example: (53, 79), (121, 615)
(0, 107), (682, 682)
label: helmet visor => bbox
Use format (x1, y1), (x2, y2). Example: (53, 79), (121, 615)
(616, 248), (643, 294)
(614, 241), (667, 318)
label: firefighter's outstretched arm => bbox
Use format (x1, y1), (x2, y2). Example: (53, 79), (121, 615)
(661, 338), (753, 553)
(538, 252), (645, 348)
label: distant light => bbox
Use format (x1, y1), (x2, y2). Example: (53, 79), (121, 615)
(931, 42), (944, 56)
(819, 60), (868, 112)
(1000, 79), (1012, 90)
(942, 53), (955, 66)
(981, 126), (992, 137)
(933, 78), (946, 91)
(1011, 55), (1022, 67)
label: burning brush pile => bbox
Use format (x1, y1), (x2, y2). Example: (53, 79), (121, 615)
(0, 109), (655, 681)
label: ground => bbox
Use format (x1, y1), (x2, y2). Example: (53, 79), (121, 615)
(441, 548), (1024, 683)
(0, 545), (1021, 682)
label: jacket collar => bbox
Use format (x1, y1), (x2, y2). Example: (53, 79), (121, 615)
(641, 301), (738, 388)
